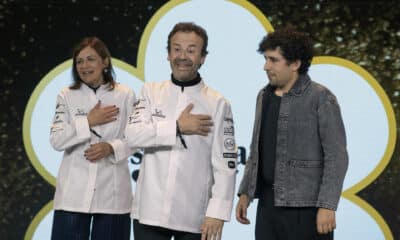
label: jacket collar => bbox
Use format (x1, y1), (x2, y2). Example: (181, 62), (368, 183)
(288, 74), (311, 96)
(80, 81), (111, 93)
(264, 74), (311, 97)
(170, 73), (204, 93)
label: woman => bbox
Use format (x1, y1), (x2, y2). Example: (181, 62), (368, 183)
(50, 37), (135, 240)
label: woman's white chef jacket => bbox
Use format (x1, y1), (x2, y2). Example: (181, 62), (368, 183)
(125, 80), (237, 233)
(50, 83), (135, 214)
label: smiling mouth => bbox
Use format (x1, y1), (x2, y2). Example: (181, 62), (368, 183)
(177, 65), (191, 69)
(175, 64), (193, 72)
(80, 70), (94, 76)
(174, 59), (193, 67)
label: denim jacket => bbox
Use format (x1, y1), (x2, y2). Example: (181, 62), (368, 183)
(238, 74), (348, 210)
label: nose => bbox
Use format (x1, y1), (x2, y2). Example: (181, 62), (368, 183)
(178, 49), (188, 59)
(264, 60), (270, 71)
(82, 59), (89, 68)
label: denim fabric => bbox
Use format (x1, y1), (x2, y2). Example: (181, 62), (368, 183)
(51, 210), (131, 240)
(238, 74), (348, 210)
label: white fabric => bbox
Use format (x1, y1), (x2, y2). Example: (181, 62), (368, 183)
(125, 80), (237, 233)
(50, 83), (136, 214)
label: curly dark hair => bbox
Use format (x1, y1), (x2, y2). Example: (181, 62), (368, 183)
(70, 37), (115, 90)
(258, 27), (314, 74)
(167, 22), (208, 57)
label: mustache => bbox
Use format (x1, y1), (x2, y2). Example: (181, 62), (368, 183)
(174, 58), (193, 66)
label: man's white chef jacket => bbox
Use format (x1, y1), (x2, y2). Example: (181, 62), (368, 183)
(125, 79), (237, 233)
(50, 83), (135, 214)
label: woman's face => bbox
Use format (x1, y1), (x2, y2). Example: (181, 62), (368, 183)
(75, 46), (108, 87)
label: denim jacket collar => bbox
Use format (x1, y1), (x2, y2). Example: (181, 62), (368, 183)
(263, 74), (311, 97)
(288, 74), (311, 96)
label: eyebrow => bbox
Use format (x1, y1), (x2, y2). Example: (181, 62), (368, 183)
(265, 55), (281, 61)
(77, 54), (96, 59)
(172, 43), (199, 48)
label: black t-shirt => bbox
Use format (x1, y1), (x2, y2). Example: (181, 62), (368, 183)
(259, 89), (281, 186)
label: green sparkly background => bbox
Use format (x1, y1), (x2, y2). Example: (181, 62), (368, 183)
(0, 1), (399, 239)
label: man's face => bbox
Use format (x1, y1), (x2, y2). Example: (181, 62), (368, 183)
(75, 46), (108, 87)
(263, 47), (299, 90)
(168, 31), (206, 81)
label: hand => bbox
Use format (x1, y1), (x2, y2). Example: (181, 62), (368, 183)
(84, 142), (114, 162)
(316, 208), (336, 234)
(178, 103), (213, 136)
(236, 194), (251, 224)
(87, 101), (119, 127)
(201, 217), (224, 240)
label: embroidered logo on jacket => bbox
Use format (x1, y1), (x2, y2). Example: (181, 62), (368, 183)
(75, 108), (87, 116)
(224, 117), (234, 124)
(152, 108), (166, 118)
(224, 138), (235, 150)
(224, 126), (235, 136)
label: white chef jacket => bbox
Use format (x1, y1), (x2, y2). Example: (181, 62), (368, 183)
(125, 79), (237, 233)
(50, 83), (136, 214)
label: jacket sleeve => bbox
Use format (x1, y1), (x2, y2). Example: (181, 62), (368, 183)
(124, 84), (177, 148)
(205, 100), (237, 221)
(237, 89), (263, 200)
(107, 88), (138, 164)
(316, 91), (349, 210)
(49, 92), (91, 151)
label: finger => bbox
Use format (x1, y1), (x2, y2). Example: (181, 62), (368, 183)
(85, 147), (102, 159)
(236, 207), (248, 224)
(197, 130), (209, 137)
(93, 151), (105, 160)
(200, 120), (214, 126)
(103, 105), (119, 112)
(183, 103), (194, 114)
(86, 154), (97, 161)
(242, 203), (247, 218)
(85, 147), (100, 157)
(317, 223), (323, 234)
(194, 114), (212, 120)
(84, 146), (95, 155)
(201, 126), (211, 133)
(239, 211), (250, 224)
(235, 206), (241, 221)
(201, 231), (206, 240)
(109, 108), (120, 115)
(322, 224), (329, 234)
(103, 117), (118, 124)
(105, 110), (119, 118)
(327, 223), (333, 233)
(208, 230), (212, 240)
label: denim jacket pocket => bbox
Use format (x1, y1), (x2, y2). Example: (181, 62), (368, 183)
(288, 159), (323, 200)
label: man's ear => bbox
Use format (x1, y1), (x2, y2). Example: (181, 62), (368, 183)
(291, 60), (301, 72)
(200, 55), (206, 65)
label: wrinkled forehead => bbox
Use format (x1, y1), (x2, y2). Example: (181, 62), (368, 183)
(170, 31), (204, 47)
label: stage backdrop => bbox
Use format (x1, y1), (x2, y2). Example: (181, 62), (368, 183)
(1, 1), (399, 239)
